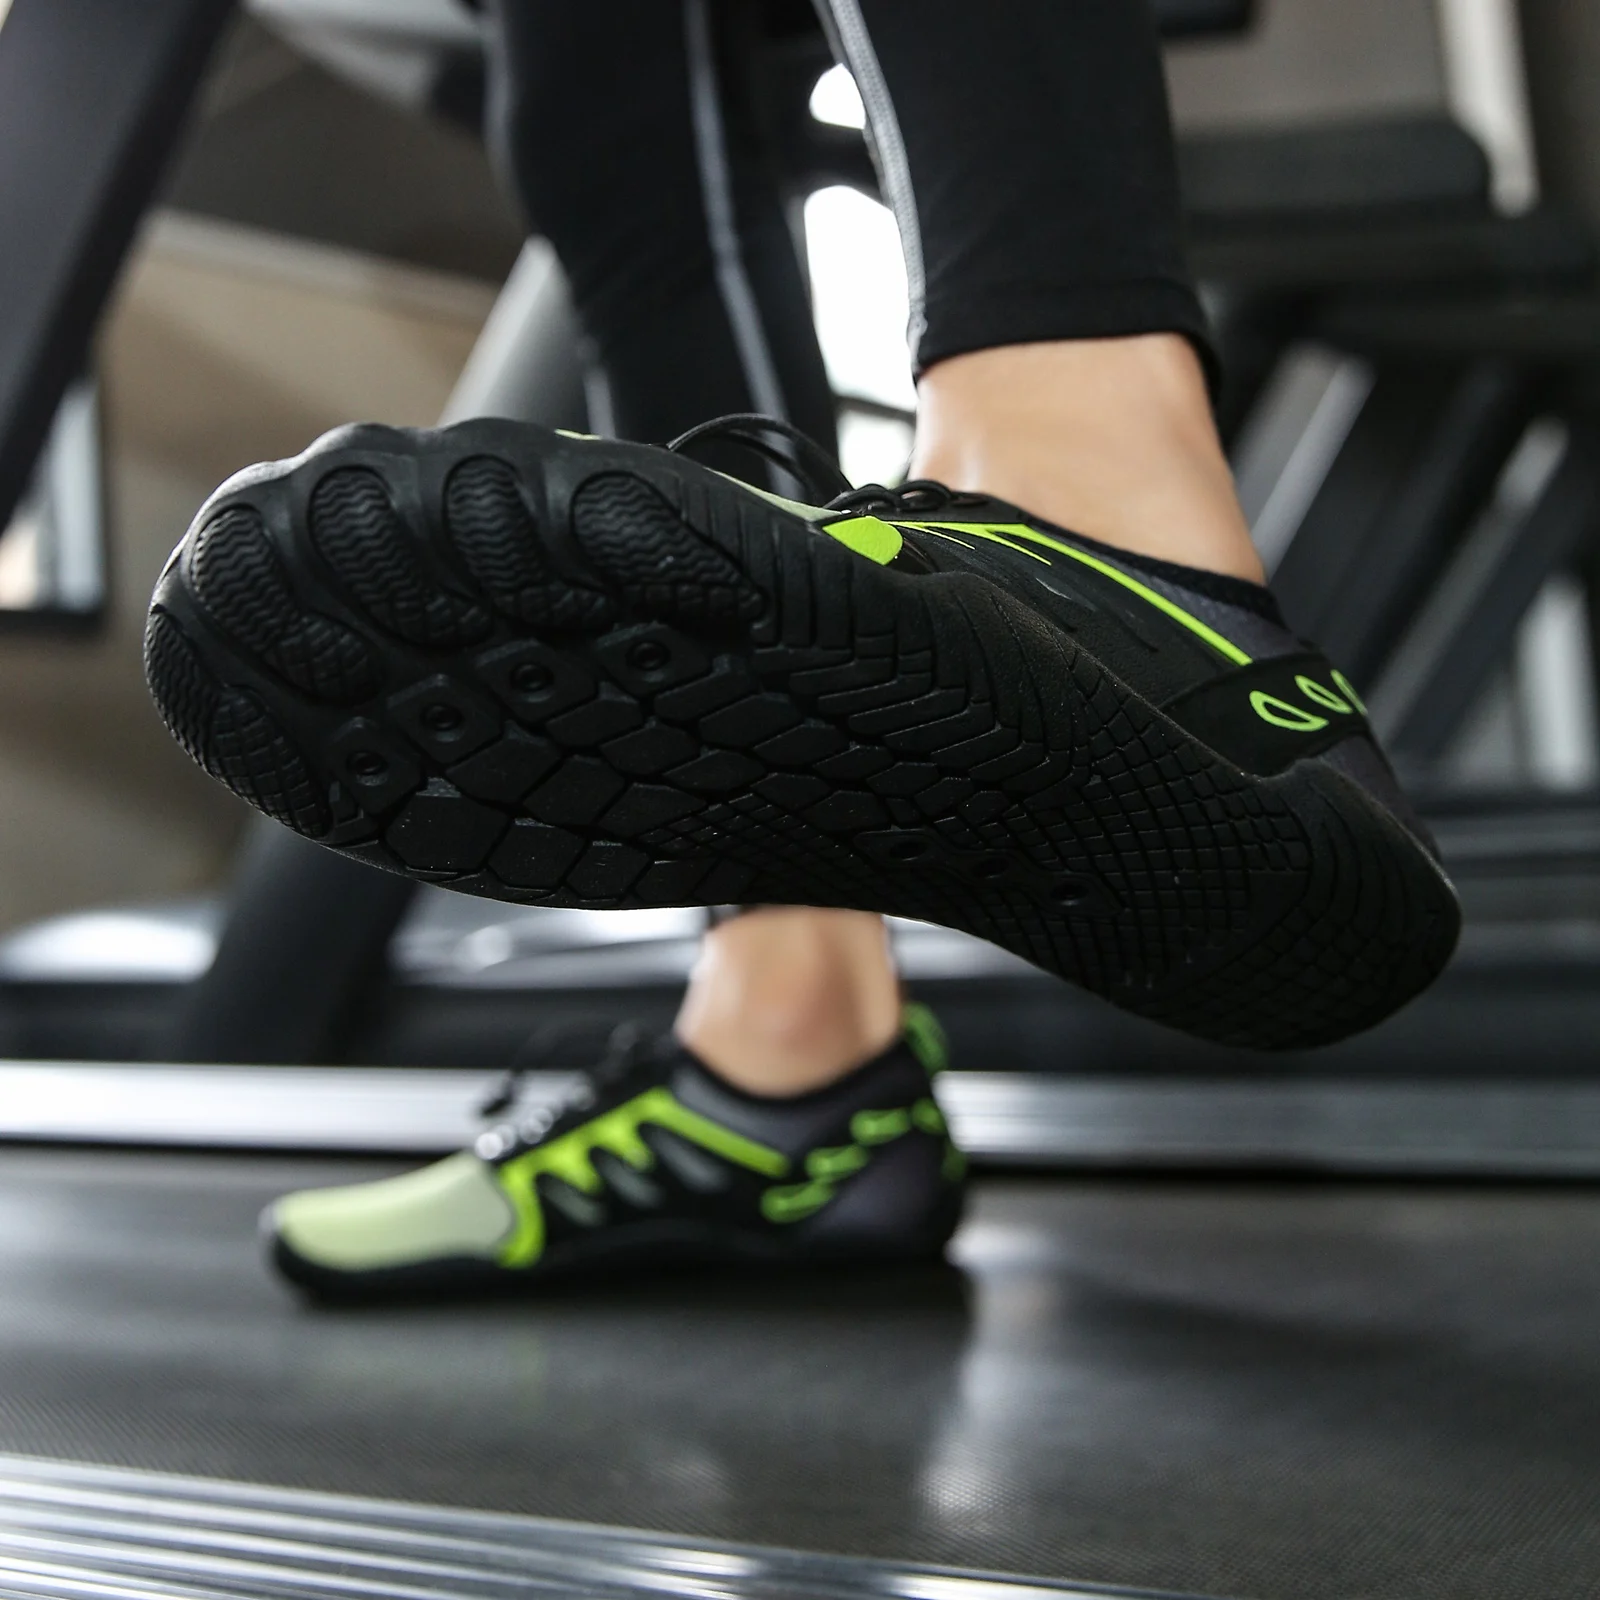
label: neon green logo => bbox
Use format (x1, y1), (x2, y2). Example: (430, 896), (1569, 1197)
(1250, 673), (1364, 734)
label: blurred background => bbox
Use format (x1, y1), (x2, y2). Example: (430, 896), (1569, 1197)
(4, 7), (1600, 1600)
(1, 0), (1597, 1091)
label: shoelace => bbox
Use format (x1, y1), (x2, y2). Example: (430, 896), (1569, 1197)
(827, 479), (991, 519)
(667, 413), (852, 501)
(666, 412), (990, 521)
(477, 1018), (655, 1156)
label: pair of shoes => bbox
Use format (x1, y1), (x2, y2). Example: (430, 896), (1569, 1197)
(145, 411), (1458, 1053)
(149, 408), (1460, 1296)
(268, 1003), (966, 1299)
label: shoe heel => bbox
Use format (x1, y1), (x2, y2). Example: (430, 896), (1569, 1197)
(793, 1134), (965, 1260)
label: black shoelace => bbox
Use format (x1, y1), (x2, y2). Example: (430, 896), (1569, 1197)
(667, 412), (989, 520)
(477, 1018), (656, 1159)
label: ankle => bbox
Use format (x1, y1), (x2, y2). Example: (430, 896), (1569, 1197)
(910, 334), (1264, 583)
(675, 908), (902, 1096)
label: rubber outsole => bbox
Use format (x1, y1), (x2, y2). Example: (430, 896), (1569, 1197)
(268, 1230), (962, 1305)
(147, 420), (1459, 1050)
(266, 1198), (965, 1304)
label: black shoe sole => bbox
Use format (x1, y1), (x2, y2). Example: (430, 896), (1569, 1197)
(148, 419), (1459, 1050)
(267, 1209), (965, 1305)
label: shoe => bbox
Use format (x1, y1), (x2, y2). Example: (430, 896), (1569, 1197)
(146, 412), (1459, 1049)
(266, 1003), (966, 1299)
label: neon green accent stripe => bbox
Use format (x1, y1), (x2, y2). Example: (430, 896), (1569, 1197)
(495, 1087), (787, 1266)
(899, 520), (1050, 564)
(942, 1143), (968, 1183)
(912, 1097), (946, 1136)
(999, 524), (1254, 664)
(495, 1171), (546, 1268)
(1296, 675), (1351, 714)
(645, 1090), (790, 1177)
(916, 526), (976, 551)
(535, 1137), (606, 1195)
(852, 1107), (912, 1145)
(820, 514), (903, 565)
(807, 1144), (869, 1181)
(901, 1002), (948, 1075)
(899, 520), (1253, 666)
(1332, 669), (1367, 715)
(763, 1179), (835, 1223)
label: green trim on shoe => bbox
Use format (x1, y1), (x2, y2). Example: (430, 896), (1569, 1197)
(819, 513), (904, 565)
(266, 1005), (966, 1298)
(495, 1087), (788, 1268)
(895, 520), (1254, 666)
(901, 1002), (949, 1075)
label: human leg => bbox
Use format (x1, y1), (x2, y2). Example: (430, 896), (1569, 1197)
(491, 0), (898, 1088)
(812, 0), (1258, 576)
(218, 1), (955, 1299)
(488, 0), (836, 451)
(146, 1), (1458, 1067)
(911, 336), (1262, 583)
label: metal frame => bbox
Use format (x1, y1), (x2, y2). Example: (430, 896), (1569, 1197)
(1372, 420), (1600, 761)
(1267, 362), (1524, 664)
(166, 827), (419, 1065)
(1230, 301), (1600, 783)
(0, 377), (107, 628)
(11, 1062), (1600, 1176)
(1292, 361), (1536, 680)
(0, 0), (236, 529)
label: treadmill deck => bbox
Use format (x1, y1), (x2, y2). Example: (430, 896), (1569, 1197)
(1, 1148), (1597, 1599)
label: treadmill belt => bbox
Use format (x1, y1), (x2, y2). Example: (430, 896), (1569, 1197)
(1, 1148), (1598, 1599)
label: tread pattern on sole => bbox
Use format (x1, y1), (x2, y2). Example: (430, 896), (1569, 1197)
(146, 606), (329, 837)
(189, 505), (378, 701)
(310, 468), (492, 648)
(146, 430), (1461, 1050)
(444, 456), (612, 631)
(144, 606), (218, 771)
(571, 473), (764, 631)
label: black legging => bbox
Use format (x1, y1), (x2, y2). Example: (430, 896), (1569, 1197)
(485, 0), (1211, 454)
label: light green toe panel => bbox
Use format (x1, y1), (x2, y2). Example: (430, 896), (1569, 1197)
(273, 1153), (514, 1271)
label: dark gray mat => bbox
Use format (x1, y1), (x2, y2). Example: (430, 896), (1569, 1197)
(2, 1148), (1598, 1599)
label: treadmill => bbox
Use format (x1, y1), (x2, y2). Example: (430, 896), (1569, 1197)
(3, 3), (1600, 1598)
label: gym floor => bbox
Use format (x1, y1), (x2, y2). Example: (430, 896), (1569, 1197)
(3, 1148), (1598, 1599)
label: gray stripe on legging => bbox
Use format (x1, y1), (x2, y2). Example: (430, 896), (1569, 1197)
(683, 0), (789, 420)
(815, 0), (927, 358)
